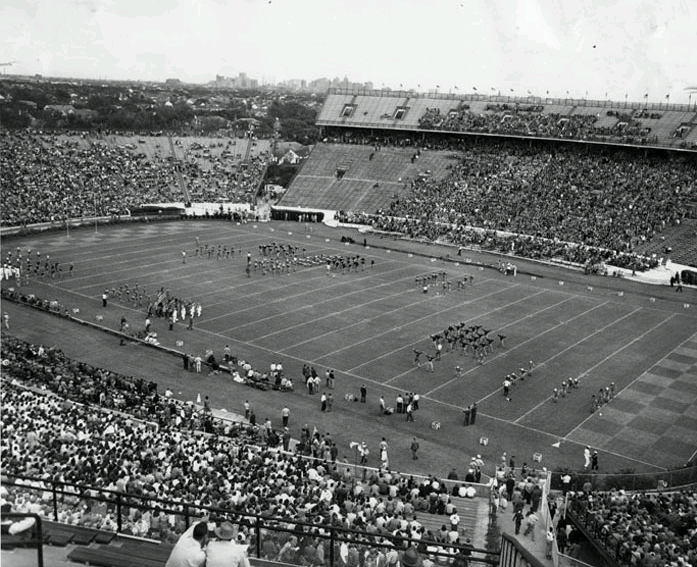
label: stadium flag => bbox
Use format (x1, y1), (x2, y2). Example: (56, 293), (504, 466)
(472, 86), (477, 90)
(510, 88), (514, 92)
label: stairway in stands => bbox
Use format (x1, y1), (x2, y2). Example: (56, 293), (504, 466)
(167, 136), (192, 203)
(411, 495), (491, 551)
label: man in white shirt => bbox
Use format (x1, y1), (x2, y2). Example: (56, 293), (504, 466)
(206, 522), (251, 567)
(164, 519), (208, 567)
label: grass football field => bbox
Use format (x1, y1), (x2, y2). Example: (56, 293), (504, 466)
(2, 219), (696, 480)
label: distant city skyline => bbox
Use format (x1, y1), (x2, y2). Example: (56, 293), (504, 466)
(2, 0), (696, 103)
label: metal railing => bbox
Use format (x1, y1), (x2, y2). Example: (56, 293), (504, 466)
(2, 474), (499, 567)
(565, 505), (624, 566)
(498, 532), (546, 567)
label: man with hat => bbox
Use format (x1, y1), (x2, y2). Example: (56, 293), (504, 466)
(401, 546), (423, 567)
(206, 521), (251, 567)
(165, 517), (208, 567)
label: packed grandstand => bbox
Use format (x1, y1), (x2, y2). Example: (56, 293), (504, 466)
(1, 88), (697, 567)
(3, 335), (695, 567)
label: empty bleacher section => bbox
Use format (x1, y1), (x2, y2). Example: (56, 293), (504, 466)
(317, 89), (697, 150)
(276, 143), (455, 212)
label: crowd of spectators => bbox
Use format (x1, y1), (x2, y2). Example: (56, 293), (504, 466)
(337, 141), (696, 270)
(568, 488), (697, 567)
(0, 132), (180, 226)
(0, 132), (270, 227)
(184, 153), (268, 204)
(1, 334), (487, 560)
(417, 106), (656, 146)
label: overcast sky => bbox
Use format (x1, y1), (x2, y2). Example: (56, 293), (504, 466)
(2, 0), (696, 103)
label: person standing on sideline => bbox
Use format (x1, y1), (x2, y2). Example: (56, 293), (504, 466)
(282, 406), (290, 427)
(379, 396), (386, 414)
(360, 384), (367, 403)
(320, 392), (327, 412)
(463, 405), (471, 426)
(470, 402), (478, 425)
(244, 401), (250, 420)
(406, 402), (414, 422)
(182, 250), (187, 264)
(3, 312), (9, 330)
(410, 438), (419, 460)
(591, 451), (599, 471)
(583, 446), (591, 470)
(145, 317), (151, 333)
(165, 518), (208, 567)
(359, 442), (369, 464)
(102, 290), (108, 307)
(380, 447), (389, 470)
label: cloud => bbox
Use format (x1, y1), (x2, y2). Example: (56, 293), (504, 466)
(37, 51), (53, 70)
(516, 0), (561, 50)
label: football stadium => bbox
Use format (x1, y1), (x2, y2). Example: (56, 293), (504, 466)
(1, 89), (697, 567)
